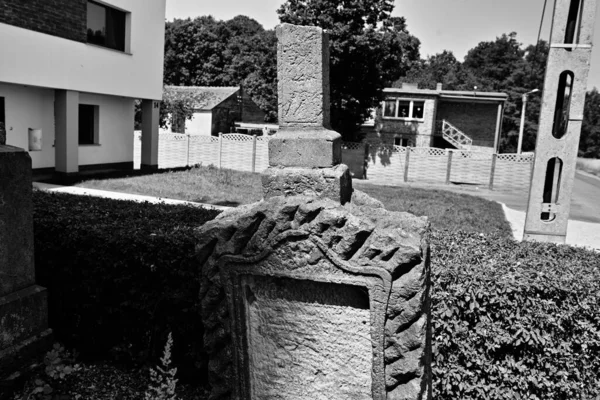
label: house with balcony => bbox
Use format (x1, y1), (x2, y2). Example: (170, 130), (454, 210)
(362, 83), (508, 153)
(0, 0), (166, 177)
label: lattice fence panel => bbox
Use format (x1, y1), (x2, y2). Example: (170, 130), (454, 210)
(495, 156), (534, 191)
(450, 150), (493, 185)
(221, 134), (255, 172)
(133, 131), (142, 169)
(157, 133), (189, 169)
(364, 145), (405, 185)
(189, 135), (219, 167)
(408, 147), (447, 184)
(255, 136), (271, 173)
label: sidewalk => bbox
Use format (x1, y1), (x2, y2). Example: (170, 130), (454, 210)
(502, 204), (600, 251)
(32, 182), (231, 211)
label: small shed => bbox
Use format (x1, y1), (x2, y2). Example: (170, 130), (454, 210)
(165, 86), (266, 136)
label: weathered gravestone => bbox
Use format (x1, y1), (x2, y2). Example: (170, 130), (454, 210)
(196, 24), (432, 400)
(0, 145), (51, 379)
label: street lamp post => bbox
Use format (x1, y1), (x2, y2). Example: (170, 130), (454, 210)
(517, 88), (540, 154)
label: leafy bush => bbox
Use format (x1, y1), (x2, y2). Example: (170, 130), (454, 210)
(33, 191), (220, 378)
(431, 230), (600, 399)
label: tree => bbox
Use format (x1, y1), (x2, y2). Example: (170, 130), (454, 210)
(277, 0), (420, 140)
(163, 16), (278, 122)
(581, 88), (600, 158)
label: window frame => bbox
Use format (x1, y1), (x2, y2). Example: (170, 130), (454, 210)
(78, 104), (100, 146)
(86, 0), (131, 53)
(382, 99), (426, 121)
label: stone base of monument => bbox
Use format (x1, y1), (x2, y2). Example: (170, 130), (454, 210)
(262, 164), (353, 205)
(196, 192), (432, 400)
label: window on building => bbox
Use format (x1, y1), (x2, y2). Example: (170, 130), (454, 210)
(382, 99), (426, 120)
(394, 137), (409, 147)
(79, 104), (99, 145)
(87, 1), (127, 52)
(384, 100), (397, 117)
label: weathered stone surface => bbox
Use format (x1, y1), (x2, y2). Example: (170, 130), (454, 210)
(0, 286), (48, 349)
(195, 195), (431, 400)
(268, 128), (342, 168)
(277, 24), (330, 128)
(268, 23), (342, 169)
(0, 146), (35, 297)
(262, 164), (352, 204)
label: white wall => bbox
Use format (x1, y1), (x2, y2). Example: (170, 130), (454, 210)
(78, 92), (135, 166)
(0, 83), (55, 169)
(186, 111), (212, 135)
(0, 0), (165, 100)
(1, 82), (134, 169)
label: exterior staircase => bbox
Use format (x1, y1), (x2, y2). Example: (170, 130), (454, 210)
(441, 120), (472, 150)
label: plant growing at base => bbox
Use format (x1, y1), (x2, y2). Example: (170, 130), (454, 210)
(144, 332), (179, 400)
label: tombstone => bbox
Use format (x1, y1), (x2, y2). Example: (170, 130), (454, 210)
(196, 24), (431, 400)
(523, 0), (597, 243)
(0, 145), (52, 379)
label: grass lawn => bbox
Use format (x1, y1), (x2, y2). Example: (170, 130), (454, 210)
(76, 165), (264, 206)
(75, 165), (512, 236)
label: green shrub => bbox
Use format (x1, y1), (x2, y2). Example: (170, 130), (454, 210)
(33, 191), (220, 378)
(431, 230), (600, 399)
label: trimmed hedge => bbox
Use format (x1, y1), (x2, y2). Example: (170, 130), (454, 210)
(431, 230), (600, 399)
(33, 191), (220, 378)
(33, 190), (600, 397)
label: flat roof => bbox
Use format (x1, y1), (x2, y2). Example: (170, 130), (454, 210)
(384, 87), (508, 102)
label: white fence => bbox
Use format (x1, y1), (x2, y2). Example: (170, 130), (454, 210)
(133, 132), (534, 192)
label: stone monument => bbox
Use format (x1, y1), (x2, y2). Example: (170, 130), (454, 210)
(524, 0), (597, 243)
(0, 145), (52, 379)
(196, 24), (431, 400)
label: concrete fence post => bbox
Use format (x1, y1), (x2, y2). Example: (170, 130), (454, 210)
(403, 147), (410, 182)
(186, 134), (190, 167)
(252, 134), (257, 173)
(218, 132), (223, 169)
(446, 150), (453, 185)
(489, 153), (497, 190)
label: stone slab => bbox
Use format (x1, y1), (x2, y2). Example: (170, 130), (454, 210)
(0, 147), (35, 297)
(242, 275), (373, 399)
(277, 23), (331, 128)
(0, 328), (53, 380)
(262, 164), (352, 204)
(195, 195), (432, 400)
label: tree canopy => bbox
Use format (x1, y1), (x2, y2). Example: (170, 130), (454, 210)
(163, 15), (277, 122)
(277, 0), (420, 140)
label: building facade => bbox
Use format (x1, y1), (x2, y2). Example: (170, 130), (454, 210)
(166, 86), (267, 136)
(0, 0), (166, 174)
(363, 83), (507, 152)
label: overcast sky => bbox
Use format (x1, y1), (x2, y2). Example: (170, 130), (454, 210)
(166, 0), (600, 90)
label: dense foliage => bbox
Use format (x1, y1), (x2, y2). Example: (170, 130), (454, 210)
(431, 230), (600, 399)
(163, 15), (277, 122)
(33, 191), (600, 397)
(277, 0), (420, 140)
(406, 33), (600, 157)
(33, 191), (220, 378)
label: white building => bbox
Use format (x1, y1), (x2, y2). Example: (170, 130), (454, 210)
(0, 0), (165, 176)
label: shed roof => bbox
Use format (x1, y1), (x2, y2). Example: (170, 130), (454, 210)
(164, 86), (240, 110)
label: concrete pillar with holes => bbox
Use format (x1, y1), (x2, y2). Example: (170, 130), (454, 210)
(141, 99), (160, 171)
(54, 90), (79, 176)
(523, 0), (597, 243)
